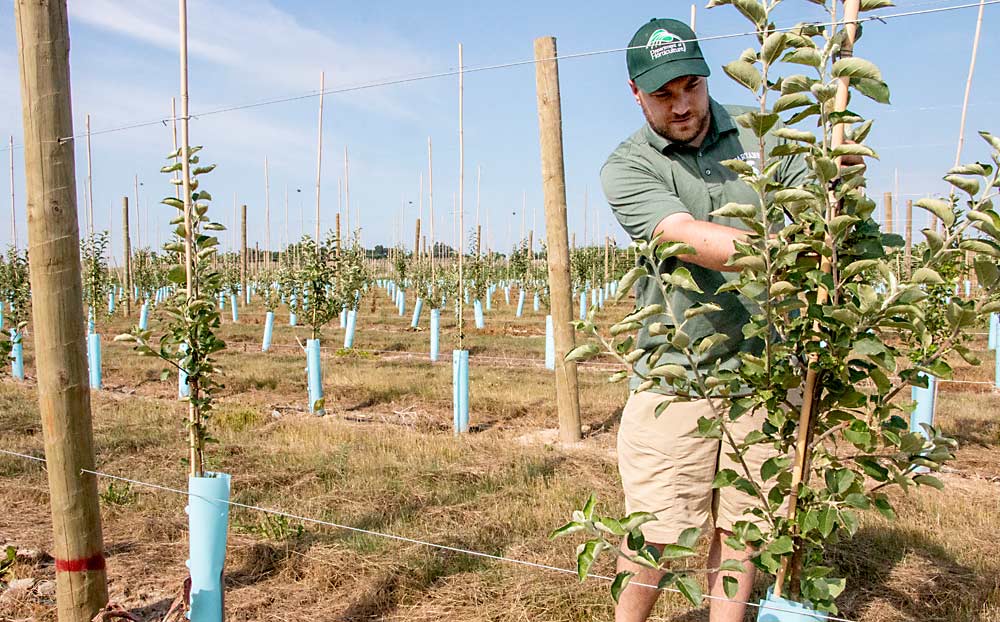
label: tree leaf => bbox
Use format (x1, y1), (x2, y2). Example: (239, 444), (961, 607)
(675, 575), (704, 606)
(722, 575), (739, 598)
(611, 571), (634, 603)
(832, 57), (882, 81)
(944, 174), (980, 196)
(565, 344), (601, 362)
(723, 60), (762, 92)
(914, 198), (955, 228)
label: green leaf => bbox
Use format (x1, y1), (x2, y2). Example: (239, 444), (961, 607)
(611, 571), (634, 603)
(781, 47), (822, 68)
(832, 143), (878, 160)
(576, 539), (605, 581)
(832, 57), (882, 81)
(914, 198), (955, 228)
(761, 33), (788, 65)
(852, 77), (891, 104)
(944, 174), (980, 196)
(768, 536), (794, 555)
(711, 203), (758, 219)
(980, 131), (1000, 153)
(712, 468), (740, 489)
(677, 527), (700, 549)
(719, 559), (746, 573)
(621, 511), (657, 532)
(723, 60), (762, 92)
(675, 575), (704, 606)
(773, 128), (816, 144)
(565, 344), (600, 362)
(914, 474), (944, 490)
(648, 364), (687, 380)
(735, 112), (779, 138)
(549, 521), (585, 539)
(722, 575), (739, 599)
(772, 92), (813, 113)
(860, 0), (894, 10)
(663, 267), (703, 293)
(911, 267), (945, 285)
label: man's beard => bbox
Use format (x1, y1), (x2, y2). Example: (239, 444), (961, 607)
(642, 101), (710, 146)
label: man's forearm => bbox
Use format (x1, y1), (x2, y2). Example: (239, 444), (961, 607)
(652, 215), (747, 272)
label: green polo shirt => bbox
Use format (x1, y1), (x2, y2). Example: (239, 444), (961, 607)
(601, 98), (809, 392)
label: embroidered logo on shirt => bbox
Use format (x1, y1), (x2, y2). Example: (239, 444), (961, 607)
(738, 151), (761, 174)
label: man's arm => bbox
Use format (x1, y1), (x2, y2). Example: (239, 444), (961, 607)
(650, 213), (747, 272)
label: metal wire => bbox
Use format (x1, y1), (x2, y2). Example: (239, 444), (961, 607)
(0, 446), (858, 622)
(1, 0), (996, 152)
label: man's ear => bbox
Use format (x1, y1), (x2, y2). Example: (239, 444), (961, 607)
(628, 79), (642, 106)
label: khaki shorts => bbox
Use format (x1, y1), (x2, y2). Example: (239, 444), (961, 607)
(617, 391), (786, 544)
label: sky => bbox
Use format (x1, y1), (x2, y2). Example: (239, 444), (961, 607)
(0, 0), (998, 264)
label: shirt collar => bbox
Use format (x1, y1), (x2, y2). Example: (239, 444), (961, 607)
(643, 98), (737, 154)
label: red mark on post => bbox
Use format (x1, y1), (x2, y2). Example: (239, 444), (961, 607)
(55, 553), (106, 572)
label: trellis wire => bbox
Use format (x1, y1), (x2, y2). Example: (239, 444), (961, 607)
(0, 446), (859, 622)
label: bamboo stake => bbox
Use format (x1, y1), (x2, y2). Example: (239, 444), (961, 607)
(476, 164), (481, 256)
(690, 3), (697, 30)
(534, 35), (582, 445)
(134, 174), (140, 248)
(315, 71), (324, 246)
(283, 185), (288, 255)
(9, 135), (17, 249)
(178, 0), (203, 477)
(428, 136), (435, 271)
(905, 199), (913, 277)
(122, 198), (131, 316)
(884, 191), (893, 234)
(85, 113), (93, 236)
(344, 145), (350, 240)
(171, 98), (179, 202)
(775, 0), (860, 599)
(264, 156), (270, 269)
(458, 43), (465, 349)
(950, 0), (986, 223)
(335, 212), (341, 256)
(14, 4), (110, 615)
(241, 204), (247, 305)
(414, 218), (421, 260)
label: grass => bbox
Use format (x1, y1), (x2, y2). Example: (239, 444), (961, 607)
(0, 289), (998, 621)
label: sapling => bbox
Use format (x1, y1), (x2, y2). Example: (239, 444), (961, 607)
(116, 147), (226, 477)
(554, 0), (1000, 613)
(0, 246), (30, 367)
(81, 231), (110, 326)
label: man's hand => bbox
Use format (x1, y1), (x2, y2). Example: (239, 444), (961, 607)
(650, 213), (748, 273)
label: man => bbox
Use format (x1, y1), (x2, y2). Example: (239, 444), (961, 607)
(601, 18), (809, 622)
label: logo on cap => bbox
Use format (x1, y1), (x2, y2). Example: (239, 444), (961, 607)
(646, 29), (686, 59)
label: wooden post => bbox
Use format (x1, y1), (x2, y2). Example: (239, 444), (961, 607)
(335, 212), (341, 255)
(14, 1), (109, 618)
(604, 236), (610, 283)
(528, 229), (534, 260)
(344, 145), (350, 239)
(475, 164), (482, 256)
(241, 204), (247, 304)
(122, 197), (131, 316)
(534, 35), (582, 444)
(883, 191), (893, 233)
(950, 0), (986, 223)
(905, 199), (913, 277)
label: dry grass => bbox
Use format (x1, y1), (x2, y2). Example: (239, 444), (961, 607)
(1, 293), (999, 621)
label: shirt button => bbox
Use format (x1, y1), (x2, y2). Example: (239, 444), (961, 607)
(705, 169), (712, 176)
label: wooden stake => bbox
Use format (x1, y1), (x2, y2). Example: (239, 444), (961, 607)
(476, 164), (481, 256)
(776, 0), (860, 599)
(335, 212), (341, 255)
(458, 43), (465, 348)
(604, 235), (610, 283)
(315, 71), (324, 245)
(264, 156), (271, 269)
(85, 113), (94, 236)
(122, 197), (131, 316)
(884, 191), (893, 233)
(14, 0), (109, 616)
(134, 174), (140, 248)
(241, 204), (247, 305)
(344, 145), (350, 240)
(534, 35), (582, 445)
(9, 135), (17, 249)
(414, 217), (421, 260)
(690, 3), (697, 30)
(950, 0), (986, 222)
(428, 136), (435, 271)
(905, 199), (913, 277)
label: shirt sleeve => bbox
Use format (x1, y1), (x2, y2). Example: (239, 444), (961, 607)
(600, 153), (690, 243)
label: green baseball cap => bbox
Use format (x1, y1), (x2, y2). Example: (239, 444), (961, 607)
(627, 18), (710, 93)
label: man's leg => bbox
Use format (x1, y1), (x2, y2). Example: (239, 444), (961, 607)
(707, 527), (756, 622)
(614, 540), (664, 622)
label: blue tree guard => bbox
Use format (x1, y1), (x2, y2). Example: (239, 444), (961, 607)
(474, 300), (485, 329)
(343, 310), (357, 349)
(989, 312), (998, 350)
(452, 349), (469, 434)
(186, 472), (231, 622)
(430, 309), (440, 361)
(579, 291), (587, 320)
(139, 302), (150, 330)
(10, 330), (23, 380)
(411, 298), (424, 328)
(756, 587), (822, 622)
(230, 294), (239, 323)
(306, 339), (324, 414)
(515, 290), (525, 317)
(87, 333), (102, 390)
(262, 311), (275, 352)
(910, 374), (937, 438)
(533, 292), (540, 312)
